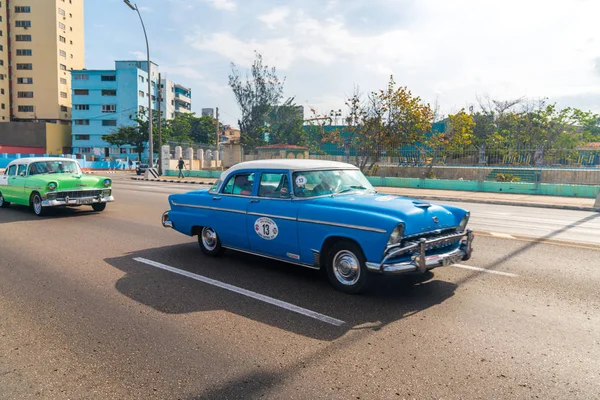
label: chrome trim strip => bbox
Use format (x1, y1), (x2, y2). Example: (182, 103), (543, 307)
(297, 218), (387, 233)
(246, 211), (296, 221)
(171, 201), (246, 214)
(41, 196), (114, 207)
(222, 246), (320, 270)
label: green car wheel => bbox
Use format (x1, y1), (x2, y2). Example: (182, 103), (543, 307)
(0, 192), (9, 208)
(30, 193), (45, 216)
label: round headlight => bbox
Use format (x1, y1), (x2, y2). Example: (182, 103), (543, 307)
(47, 182), (57, 191)
(459, 212), (470, 231)
(103, 179), (111, 187)
(388, 223), (405, 245)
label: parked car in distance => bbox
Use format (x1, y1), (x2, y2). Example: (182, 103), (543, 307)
(0, 157), (114, 216)
(136, 163), (149, 175)
(162, 159), (473, 294)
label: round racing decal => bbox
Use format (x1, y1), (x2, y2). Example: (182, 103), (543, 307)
(295, 175), (307, 186)
(254, 217), (278, 240)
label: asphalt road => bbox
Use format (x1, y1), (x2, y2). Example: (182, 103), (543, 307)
(1, 178), (599, 399)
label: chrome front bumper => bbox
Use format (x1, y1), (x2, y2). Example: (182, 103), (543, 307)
(42, 195), (114, 207)
(161, 211), (173, 228)
(366, 229), (474, 275)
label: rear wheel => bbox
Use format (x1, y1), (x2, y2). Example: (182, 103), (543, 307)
(92, 203), (106, 212)
(198, 226), (225, 256)
(30, 193), (45, 216)
(0, 192), (9, 208)
(325, 240), (369, 294)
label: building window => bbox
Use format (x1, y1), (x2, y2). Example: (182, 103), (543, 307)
(0, 60), (3, 66)
(79, 148), (92, 153)
(74, 89), (89, 95)
(1, 104), (4, 110)
(73, 74), (88, 80)
(0, 31), (3, 37)
(15, 6), (31, 13)
(60, 78), (67, 85)
(101, 89), (116, 96)
(139, 106), (144, 113)
(1, 89), (4, 94)
(16, 35), (32, 41)
(58, 8), (65, 16)
(75, 135), (90, 140)
(59, 22), (65, 30)
(139, 75), (144, 83)
(60, 105), (68, 112)
(74, 104), (89, 110)
(102, 104), (116, 113)
(101, 75), (116, 81)
(139, 90), (144, 97)
(60, 92), (67, 98)
(59, 36), (66, 43)
(0, 44), (3, 51)
(102, 120), (117, 126)
(60, 64), (67, 71)
(17, 77), (33, 84)
(17, 91), (34, 98)
(16, 49), (32, 56)
(74, 119), (90, 125)
(59, 50), (66, 57)
(16, 21), (31, 28)
(18, 105), (34, 112)
(16, 63), (33, 70)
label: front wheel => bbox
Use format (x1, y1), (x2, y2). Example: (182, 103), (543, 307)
(198, 226), (225, 256)
(0, 192), (9, 208)
(326, 240), (369, 294)
(30, 193), (45, 216)
(92, 203), (106, 212)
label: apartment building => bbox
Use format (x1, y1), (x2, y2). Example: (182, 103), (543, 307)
(71, 60), (193, 160)
(0, 0), (84, 124)
(160, 78), (192, 119)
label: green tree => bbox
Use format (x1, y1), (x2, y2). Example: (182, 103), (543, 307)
(189, 114), (218, 144)
(228, 51), (285, 148)
(266, 98), (307, 146)
(101, 125), (146, 161)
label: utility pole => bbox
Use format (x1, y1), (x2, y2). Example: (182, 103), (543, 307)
(157, 73), (162, 176)
(215, 107), (220, 151)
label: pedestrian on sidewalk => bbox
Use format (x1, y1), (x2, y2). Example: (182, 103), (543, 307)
(177, 157), (185, 178)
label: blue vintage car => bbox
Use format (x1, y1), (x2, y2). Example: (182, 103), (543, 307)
(162, 159), (473, 294)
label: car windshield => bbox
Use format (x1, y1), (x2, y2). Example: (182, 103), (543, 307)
(292, 169), (375, 198)
(29, 160), (81, 176)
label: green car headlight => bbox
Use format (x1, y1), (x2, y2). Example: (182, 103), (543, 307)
(102, 189), (111, 197)
(103, 179), (111, 187)
(459, 212), (470, 232)
(388, 223), (405, 246)
(47, 182), (57, 191)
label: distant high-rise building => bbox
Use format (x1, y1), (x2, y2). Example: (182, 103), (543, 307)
(160, 78), (192, 119)
(202, 108), (214, 118)
(0, 0), (85, 123)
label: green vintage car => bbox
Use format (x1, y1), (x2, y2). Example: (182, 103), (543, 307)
(0, 157), (114, 216)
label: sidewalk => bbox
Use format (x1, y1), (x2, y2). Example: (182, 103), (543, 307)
(131, 176), (599, 212)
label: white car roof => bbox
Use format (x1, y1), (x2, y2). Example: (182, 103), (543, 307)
(220, 159), (358, 180)
(7, 157), (80, 166)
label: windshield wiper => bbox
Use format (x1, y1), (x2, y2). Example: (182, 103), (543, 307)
(335, 185), (371, 195)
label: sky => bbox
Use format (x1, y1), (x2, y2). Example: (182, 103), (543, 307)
(86, 0), (600, 127)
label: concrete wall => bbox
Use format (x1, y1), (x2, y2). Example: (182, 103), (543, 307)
(45, 122), (72, 154)
(0, 122), (46, 147)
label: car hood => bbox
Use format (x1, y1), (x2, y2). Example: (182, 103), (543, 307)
(41, 174), (108, 190)
(304, 192), (465, 235)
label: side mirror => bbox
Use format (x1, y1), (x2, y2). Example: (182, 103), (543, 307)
(20, 172), (26, 177)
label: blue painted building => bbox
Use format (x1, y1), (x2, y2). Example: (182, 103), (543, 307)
(70, 61), (192, 161)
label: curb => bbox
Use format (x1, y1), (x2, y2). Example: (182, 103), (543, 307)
(129, 177), (599, 212)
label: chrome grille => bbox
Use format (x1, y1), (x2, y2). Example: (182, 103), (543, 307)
(385, 230), (464, 261)
(56, 190), (103, 199)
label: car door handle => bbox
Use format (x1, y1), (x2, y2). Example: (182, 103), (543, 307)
(212, 196), (221, 200)
(249, 199), (260, 203)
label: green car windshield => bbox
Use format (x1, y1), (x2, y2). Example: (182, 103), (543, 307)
(292, 169), (376, 198)
(29, 160), (81, 176)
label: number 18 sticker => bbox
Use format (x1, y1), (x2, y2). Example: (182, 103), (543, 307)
(254, 217), (278, 240)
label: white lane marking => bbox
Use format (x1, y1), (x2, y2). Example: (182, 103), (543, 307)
(489, 232), (516, 239)
(133, 257), (346, 326)
(452, 263), (518, 277)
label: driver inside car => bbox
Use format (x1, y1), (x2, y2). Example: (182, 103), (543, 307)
(312, 173), (336, 195)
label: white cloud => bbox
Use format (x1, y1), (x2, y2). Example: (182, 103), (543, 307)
(258, 7), (290, 29)
(129, 51), (146, 60)
(138, 6), (152, 12)
(206, 0), (236, 11)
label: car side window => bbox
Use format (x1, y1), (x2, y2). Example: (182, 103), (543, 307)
(258, 173), (290, 198)
(222, 173), (254, 196)
(7, 165), (17, 176)
(17, 165), (27, 176)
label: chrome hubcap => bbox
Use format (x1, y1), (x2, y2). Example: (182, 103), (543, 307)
(201, 227), (218, 251)
(33, 196), (42, 214)
(332, 250), (360, 286)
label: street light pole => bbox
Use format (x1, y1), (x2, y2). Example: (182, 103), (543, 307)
(124, 0), (153, 168)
